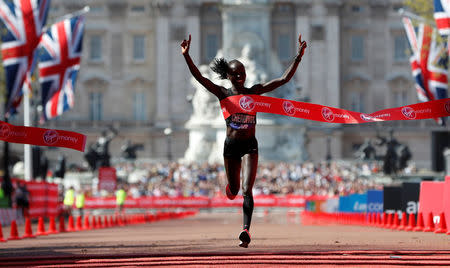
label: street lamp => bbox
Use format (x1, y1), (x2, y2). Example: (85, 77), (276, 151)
(163, 127), (173, 162)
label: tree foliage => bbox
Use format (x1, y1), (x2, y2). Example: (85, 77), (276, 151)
(404, 0), (434, 23)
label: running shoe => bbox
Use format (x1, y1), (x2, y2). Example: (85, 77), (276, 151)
(238, 229), (251, 248)
(226, 184), (237, 200)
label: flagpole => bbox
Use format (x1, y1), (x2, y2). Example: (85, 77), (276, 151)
(24, 80), (31, 181)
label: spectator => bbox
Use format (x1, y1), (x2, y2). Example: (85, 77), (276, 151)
(15, 182), (30, 218)
(75, 188), (85, 217)
(116, 184), (127, 214)
(63, 186), (75, 216)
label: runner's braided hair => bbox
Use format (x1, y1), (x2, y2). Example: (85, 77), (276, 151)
(211, 58), (229, 80)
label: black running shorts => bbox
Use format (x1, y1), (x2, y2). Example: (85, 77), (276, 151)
(223, 136), (258, 158)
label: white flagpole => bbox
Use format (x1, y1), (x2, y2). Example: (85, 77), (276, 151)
(23, 77), (31, 181)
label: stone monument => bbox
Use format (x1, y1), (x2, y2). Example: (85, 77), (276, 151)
(184, 0), (308, 163)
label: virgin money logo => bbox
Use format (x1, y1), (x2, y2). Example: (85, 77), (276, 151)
(401, 107), (416, 119)
(43, 130), (59, 145)
(321, 107), (334, 122)
(445, 100), (450, 114)
(239, 96), (255, 112)
(360, 114), (374, 122)
(283, 101), (295, 116)
(0, 124), (11, 138)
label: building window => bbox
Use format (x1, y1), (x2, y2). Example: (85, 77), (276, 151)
(351, 5), (363, 12)
(351, 35), (364, 61)
(350, 91), (365, 112)
(133, 35), (145, 61)
(133, 92), (147, 121)
(205, 34), (218, 63)
(131, 5), (145, 13)
(394, 35), (409, 61)
(89, 35), (102, 61)
(277, 34), (291, 61)
(394, 91), (408, 107)
(89, 92), (103, 121)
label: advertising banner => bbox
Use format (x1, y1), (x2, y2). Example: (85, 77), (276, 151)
(419, 181), (445, 225)
(366, 190), (383, 213)
(401, 182), (420, 215)
(98, 167), (117, 193)
(383, 186), (402, 214)
(338, 193), (367, 212)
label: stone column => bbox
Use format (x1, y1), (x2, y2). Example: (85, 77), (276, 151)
(295, 1), (312, 98)
(369, 0), (389, 112)
(154, 2), (173, 127)
(325, 0), (342, 108)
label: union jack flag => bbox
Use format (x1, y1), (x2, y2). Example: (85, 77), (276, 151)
(0, 0), (50, 116)
(434, 0), (450, 36)
(402, 17), (448, 125)
(38, 15), (85, 121)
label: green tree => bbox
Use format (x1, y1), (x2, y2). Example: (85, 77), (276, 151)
(404, 0), (434, 22)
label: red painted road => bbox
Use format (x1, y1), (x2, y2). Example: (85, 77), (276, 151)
(0, 210), (449, 267)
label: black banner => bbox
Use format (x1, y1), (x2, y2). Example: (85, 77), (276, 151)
(383, 186), (402, 214)
(401, 182), (420, 215)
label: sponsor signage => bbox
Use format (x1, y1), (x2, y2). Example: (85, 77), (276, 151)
(401, 182), (420, 215)
(366, 190), (383, 213)
(383, 186), (402, 214)
(98, 167), (117, 193)
(338, 193), (367, 213)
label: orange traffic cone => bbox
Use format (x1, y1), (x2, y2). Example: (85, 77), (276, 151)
(58, 216), (66, 233)
(75, 216), (83, 231)
(47, 216), (58, 234)
(423, 212), (435, 232)
(103, 215), (109, 228)
(97, 216), (103, 228)
(0, 222), (6, 242)
(391, 213), (399, 229)
(434, 212), (447, 234)
(92, 216), (98, 229)
(83, 215), (90, 230)
(414, 212), (424, 232)
(36, 217), (47, 236)
(405, 213), (416, 232)
(385, 213), (392, 228)
(22, 217), (35, 238)
(67, 215), (75, 232)
(397, 212), (407, 230)
(8, 220), (20, 240)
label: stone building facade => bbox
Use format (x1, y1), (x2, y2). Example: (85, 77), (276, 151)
(4, 0), (448, 168)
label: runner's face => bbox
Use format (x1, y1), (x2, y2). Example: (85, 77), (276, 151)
(228, 61), (246, 88)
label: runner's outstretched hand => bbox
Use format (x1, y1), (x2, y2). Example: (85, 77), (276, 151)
(181, 34), (191, 55)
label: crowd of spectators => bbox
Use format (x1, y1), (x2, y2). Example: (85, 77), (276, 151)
(104, 160), (385, 199)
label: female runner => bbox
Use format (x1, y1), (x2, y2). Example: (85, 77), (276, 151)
(181, 34), (307, 247)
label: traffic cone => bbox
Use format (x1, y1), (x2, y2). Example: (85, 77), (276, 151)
(67, 215), (75, 231)
(97, 216), (103, 228)
(36, 217), (47, 236)
(22, 217), (35, 238)
(434, 212), (447, 234)
(92, 216), (98, 229)
(47, 216), (58, 234)
(83, 215), (90, 230)
(405, 213), (416, 232)
(58, 216), (66, 232)
(414, 212), (424, 232)
(423, 212), (435, 232)
(76, 216), (83, 231)
(8, 220), (20, 240)
(391, 213), (399, 229)
(385, 213), (392, 228)
(0, 222), (6, 242)
(397, 212), (407, 230)
(103, 215), (109, 228)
